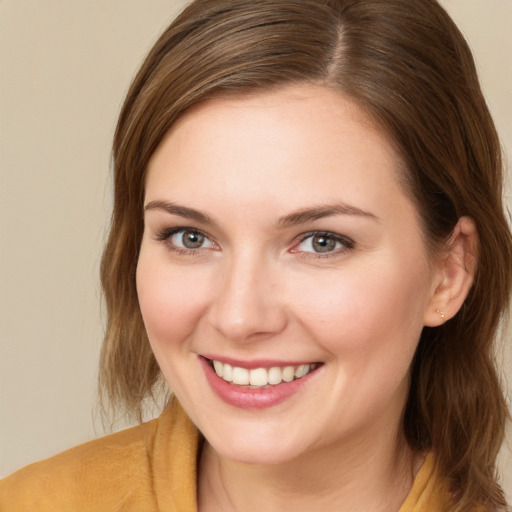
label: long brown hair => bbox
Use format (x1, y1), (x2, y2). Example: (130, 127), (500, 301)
(99, 1), (512, 509)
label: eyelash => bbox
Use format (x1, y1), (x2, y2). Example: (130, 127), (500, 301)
(154, 227), (216, 257)
(153, 227), (355, 258)
(292, 231), (355, 259)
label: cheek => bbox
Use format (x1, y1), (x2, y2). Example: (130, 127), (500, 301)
(289, 256), (431, 360)
(287, 260), (430, 430)
(136, 253), (209, 347)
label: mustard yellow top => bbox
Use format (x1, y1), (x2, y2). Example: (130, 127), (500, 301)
(0, 399), (450, 511)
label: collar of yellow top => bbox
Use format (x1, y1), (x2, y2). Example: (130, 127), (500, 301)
(151, 399), (200, 512)
(399, 453), (450, 511)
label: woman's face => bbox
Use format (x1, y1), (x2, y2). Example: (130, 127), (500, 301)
(137, 85), (441, 465)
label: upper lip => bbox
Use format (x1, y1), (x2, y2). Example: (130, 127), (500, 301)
(201, 354), (321, 370)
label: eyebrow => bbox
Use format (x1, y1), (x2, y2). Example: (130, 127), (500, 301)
(144, 200), (216, 226)
(144, 200), (379, 228)
(276, 203), (379, 228)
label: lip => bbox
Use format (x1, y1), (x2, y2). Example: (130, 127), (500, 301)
(199, 356), (322, 410)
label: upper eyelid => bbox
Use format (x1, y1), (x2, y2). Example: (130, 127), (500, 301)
(154, 227), (351, 240)
(154, 226), (211, 240)
(294, 230), (354, 244)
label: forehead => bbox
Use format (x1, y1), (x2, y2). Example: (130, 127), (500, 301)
(146, 84), (406, 199)
(145, 84), (411, 222)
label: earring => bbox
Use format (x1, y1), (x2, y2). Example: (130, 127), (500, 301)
(435, 309), (446, 319)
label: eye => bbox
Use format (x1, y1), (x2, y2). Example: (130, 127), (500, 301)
(293, 232), (354, 255)
(172, 229), (212, 249)
(155, 227), (216, 253)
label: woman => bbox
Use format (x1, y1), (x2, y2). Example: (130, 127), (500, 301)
(1, 0), (510, 511)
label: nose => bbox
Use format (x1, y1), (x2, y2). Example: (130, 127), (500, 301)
(207, 251), (288, 343)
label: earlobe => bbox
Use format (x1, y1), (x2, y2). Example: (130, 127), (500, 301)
(424, 216), (478, 327)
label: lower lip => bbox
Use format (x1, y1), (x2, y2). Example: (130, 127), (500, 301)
(199, 357), (320, 410)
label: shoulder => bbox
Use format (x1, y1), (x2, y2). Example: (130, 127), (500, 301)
(0, 415), (160, 512)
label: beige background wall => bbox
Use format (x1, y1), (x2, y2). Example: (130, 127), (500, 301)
(1, 0), (511, 498)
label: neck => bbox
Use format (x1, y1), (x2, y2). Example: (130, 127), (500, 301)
(198, 419), (418, 512)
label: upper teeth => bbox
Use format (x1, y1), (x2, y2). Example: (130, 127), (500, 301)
(212, 360), (316, 387)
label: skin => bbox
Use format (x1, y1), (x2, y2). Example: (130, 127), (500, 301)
(136, 85), (476, 512)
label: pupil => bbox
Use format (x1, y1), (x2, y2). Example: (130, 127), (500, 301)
(183, 231), (204, 249)
(313, 235), (335, 253)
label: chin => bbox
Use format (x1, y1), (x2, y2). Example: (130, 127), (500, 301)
(212, 442), (300, 466)
(202, 420), (315, 467)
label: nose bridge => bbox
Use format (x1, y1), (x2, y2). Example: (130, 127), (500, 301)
(208, 246), (286, 342)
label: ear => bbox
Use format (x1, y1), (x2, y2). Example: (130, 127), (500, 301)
(424, 216), (478, 327)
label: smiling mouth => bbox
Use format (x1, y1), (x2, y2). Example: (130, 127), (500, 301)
(207, 359), (321, 388)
